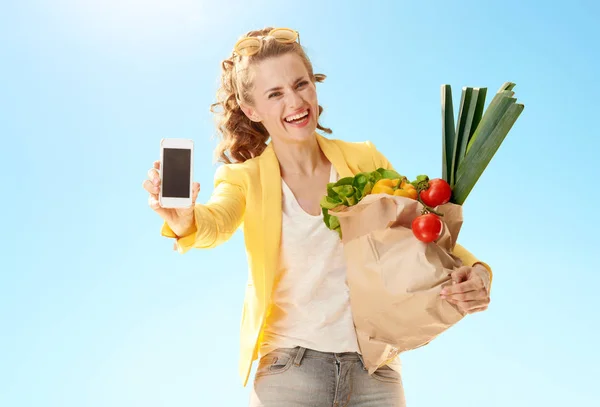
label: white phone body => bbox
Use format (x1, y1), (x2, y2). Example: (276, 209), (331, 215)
(159, 138), (194, 208)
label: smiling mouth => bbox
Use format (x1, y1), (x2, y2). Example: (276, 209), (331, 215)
(284, 109), (309, 123)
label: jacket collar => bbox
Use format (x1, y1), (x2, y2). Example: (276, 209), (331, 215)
(316, 133), (354, 179)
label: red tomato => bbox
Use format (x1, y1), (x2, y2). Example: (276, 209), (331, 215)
(412, 213), (443, 243)
(419, 179), (452, 207)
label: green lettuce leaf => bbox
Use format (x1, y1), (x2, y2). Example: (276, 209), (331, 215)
(321, 168), (406, 236)
(376, 168), (403, 180)
(320, 195), (343, 210)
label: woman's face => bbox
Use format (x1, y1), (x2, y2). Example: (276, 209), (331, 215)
(241, 52), (319, 144)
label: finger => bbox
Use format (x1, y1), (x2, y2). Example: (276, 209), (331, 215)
(191, 182), (200, 203)
(148, 195), (161, 210)
(143, 179), (160, 195)
(449, 266), (470, 283)
(442, 289), (486, 302)
(148, 196), (169, 219)
(472, 265), (491, 291)
(463, 302), (490, 314)
(453, 298), (491, 314)
(153, 160), (160, 170)
(441, 279), (479, 296)
(147, 168), (160, 186)
(467, 305), (489, 314)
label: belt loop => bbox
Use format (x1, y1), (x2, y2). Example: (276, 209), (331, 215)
(357, 353), (367, 371)
(293, 347), (306, 367)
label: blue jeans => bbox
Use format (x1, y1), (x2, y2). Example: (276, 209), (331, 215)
(249, 347), (406, 407)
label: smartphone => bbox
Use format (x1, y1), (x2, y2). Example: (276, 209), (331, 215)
(159, 138), (194, 208)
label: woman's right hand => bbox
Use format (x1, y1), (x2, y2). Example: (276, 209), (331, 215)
(142, 160), (201, 237)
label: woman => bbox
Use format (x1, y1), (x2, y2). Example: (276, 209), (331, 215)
(142, 27), (492, 407)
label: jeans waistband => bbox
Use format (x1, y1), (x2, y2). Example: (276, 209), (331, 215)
(271, 346), (367, 369)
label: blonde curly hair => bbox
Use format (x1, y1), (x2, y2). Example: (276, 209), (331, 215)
(209, 27), (332, 164)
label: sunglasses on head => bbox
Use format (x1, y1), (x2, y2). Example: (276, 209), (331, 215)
(233, 28), (300, 57)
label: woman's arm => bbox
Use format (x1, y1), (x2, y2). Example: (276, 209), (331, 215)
(161, 165), (246, 253)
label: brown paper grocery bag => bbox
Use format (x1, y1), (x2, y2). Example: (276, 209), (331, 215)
(331, 194), (466, 373)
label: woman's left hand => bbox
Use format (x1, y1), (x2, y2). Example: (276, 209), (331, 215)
(440, 264), (491, 314)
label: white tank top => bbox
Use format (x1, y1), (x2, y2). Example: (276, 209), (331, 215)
(259, 164), (361, 359)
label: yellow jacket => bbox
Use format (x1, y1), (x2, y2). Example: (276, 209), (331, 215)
(161, 133), (492, 386)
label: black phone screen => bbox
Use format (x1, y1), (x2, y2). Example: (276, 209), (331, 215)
(162, 148), (191, 198)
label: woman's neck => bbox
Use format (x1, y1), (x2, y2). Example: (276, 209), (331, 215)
(272, 136), (329, 177)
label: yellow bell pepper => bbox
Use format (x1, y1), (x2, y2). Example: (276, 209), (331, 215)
(393, 189), (412, 198)
(371, 178), (400, 195)
(392, 182), (418, 199)
(372, 183), (394, 195)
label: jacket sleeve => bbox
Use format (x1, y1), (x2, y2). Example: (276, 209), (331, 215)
(366, 140), (395, 171)
(160, 164), (246, 253)
(366, 140), (494, 289)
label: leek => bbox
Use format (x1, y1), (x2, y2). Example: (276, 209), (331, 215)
(455, 87), (487, 173)
(441, 85), (456, 184)
(452, 86), (473, 186)
(441, 82), (524, 205)
(453, 101), (524, 204)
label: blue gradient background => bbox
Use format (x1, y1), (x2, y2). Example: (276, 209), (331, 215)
(2, 1), (598, 406)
